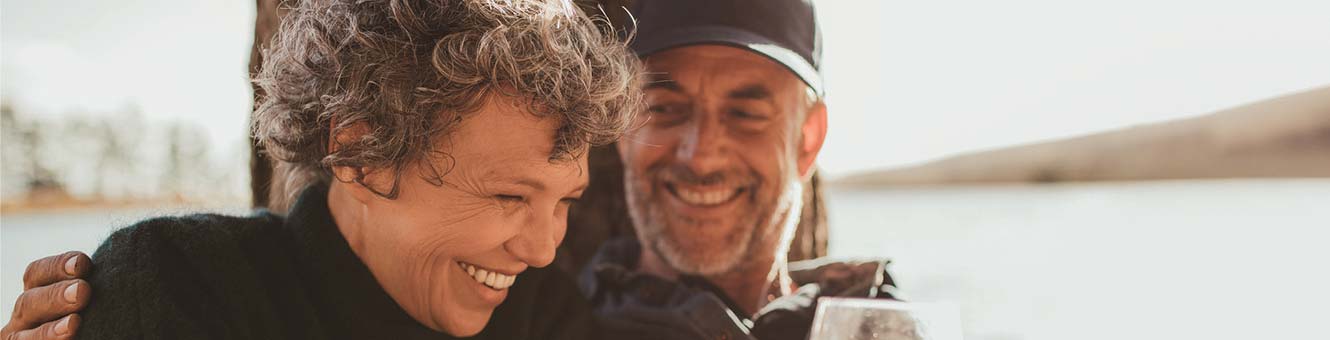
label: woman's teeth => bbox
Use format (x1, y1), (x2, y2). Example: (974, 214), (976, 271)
(674, 187), (741, 206)
(457, 261), (516, 290)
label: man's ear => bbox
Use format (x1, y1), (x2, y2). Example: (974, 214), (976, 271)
(796, 101), (827, 180)
(328, 121), (396, 203)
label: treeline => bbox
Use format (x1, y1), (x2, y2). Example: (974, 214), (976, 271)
(1, 101), (248, 207)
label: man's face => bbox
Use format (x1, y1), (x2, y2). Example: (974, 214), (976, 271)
(619, 45), (825, 275)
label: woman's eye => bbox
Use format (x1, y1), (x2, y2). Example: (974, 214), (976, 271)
(559, 197), (580, 206)
(495, 194), (525, 203)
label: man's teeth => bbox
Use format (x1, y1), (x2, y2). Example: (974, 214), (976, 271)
(457, 262), (516, 290)
(674, 187), (740, 206)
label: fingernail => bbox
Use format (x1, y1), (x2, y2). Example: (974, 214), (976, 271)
(65, 256), (78, 275)
(64, 282), (80, 303)
(55, 315), (72, 335)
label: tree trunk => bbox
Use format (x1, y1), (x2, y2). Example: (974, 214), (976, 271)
(248, 0), (289, 210)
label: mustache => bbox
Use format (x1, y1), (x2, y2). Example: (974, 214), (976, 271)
(653, 166), (757, 187)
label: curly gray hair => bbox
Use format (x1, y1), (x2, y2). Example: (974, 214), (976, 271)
(252, 0), (644, 202)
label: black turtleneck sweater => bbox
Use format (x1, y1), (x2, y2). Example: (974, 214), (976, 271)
(75, 183), (593, 340)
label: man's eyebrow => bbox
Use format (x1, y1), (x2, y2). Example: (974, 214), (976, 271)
(644, 74), (682, 92)
(728, 84), (771, 100)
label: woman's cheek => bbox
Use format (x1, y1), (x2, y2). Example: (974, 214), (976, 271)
(422, 207), (523, 256)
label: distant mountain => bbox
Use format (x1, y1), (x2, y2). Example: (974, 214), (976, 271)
(836, 85), (1330, 186)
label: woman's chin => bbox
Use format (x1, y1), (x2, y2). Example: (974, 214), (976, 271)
(432, 309), (494, 337)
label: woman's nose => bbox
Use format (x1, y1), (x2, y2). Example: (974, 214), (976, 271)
(504, 210), (559, 268)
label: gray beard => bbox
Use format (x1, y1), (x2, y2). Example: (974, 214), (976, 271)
(624, 174), (800, 277)
(642, 209), (759, 275)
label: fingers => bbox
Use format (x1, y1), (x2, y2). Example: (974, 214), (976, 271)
(22, 252), (90, 290)
(3, 314), (80, 340)
(8, 280), (89, 333)
(5, 252), (89, 340)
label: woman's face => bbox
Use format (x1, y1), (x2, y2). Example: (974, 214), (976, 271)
(332, 95), (587, 336)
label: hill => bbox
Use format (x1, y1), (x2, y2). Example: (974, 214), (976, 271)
(836, 85), (1330, 186)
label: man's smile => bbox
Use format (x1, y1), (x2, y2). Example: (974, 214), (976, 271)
(659, 176), (756, 220)
(665, 182), (746, 206)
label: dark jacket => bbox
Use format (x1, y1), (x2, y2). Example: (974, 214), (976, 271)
(580, 238), (899, 340)
(76, 183), (593, 340)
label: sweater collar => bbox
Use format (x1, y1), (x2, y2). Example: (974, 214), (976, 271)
(283, 182), (457, 339)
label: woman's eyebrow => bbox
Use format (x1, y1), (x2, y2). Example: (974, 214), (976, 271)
(505, 177), (546, 191)
(487, 169), (588, 194)
(507, 176), (586, 194)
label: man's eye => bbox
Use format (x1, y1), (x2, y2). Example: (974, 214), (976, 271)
(648, 104), (689, 126)
(559, 197), (581, 206)
(730, 109), (768, 120)
(648, 103), (684, 115)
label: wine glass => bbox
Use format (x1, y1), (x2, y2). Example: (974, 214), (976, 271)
(809, 297), (963, 340)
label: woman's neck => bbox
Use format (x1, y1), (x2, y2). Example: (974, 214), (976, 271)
(326, 182), (367, 254)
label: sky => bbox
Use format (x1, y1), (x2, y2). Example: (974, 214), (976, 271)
(1, 0), (256, 162)
(815, 0), (1330, 177)
(3, 0), (1329, 180)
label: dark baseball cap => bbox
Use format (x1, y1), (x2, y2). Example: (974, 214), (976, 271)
(627, 0), (824, 97)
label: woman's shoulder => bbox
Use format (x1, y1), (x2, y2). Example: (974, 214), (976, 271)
(101, 210), (284, 245)
(90, 210), (290, 281)
(95, 211), (282, 258)
(76, 211), (300, 339)
(477, 265), (595, 340)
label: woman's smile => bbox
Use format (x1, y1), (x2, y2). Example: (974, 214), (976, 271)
(456, 261), (519, 290)
(453, 261), (514, 306)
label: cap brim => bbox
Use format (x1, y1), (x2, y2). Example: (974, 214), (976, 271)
(632, 26), (824, 97)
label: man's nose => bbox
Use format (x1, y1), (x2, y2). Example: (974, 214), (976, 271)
(504, 210), (559, 268)
(675, 111), (726, 174)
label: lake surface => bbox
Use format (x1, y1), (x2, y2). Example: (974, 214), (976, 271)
(3, 179), (1327, 340)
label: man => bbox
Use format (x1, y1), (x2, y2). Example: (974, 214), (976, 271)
(579, 0), (897, 339)
(3, 0), (897, 339)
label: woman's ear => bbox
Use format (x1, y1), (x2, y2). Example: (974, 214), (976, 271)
(328, 120), (397, 203)
(796, 101), (828, 180)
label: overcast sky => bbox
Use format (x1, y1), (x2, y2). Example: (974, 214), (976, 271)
(3, 0), (1329, 179)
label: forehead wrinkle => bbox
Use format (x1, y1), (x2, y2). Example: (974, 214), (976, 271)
(728, 84), (772, 101)
(648, 47), (793, 97)
(440, 161), (493, 198)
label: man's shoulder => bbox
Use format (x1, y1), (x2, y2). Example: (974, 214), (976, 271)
(788, 257), (900, 299)
(748, 258), (902, 340)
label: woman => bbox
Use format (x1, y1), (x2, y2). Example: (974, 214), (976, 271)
(44, 0), (643, 339)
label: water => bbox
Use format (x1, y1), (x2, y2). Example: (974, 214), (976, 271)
(0, 205), (251, 325)
(824, 179), (1330, 340)
(2, 179), (1327, 340)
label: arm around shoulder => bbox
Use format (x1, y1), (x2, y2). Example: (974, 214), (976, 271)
(73, 218), (223, 340)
